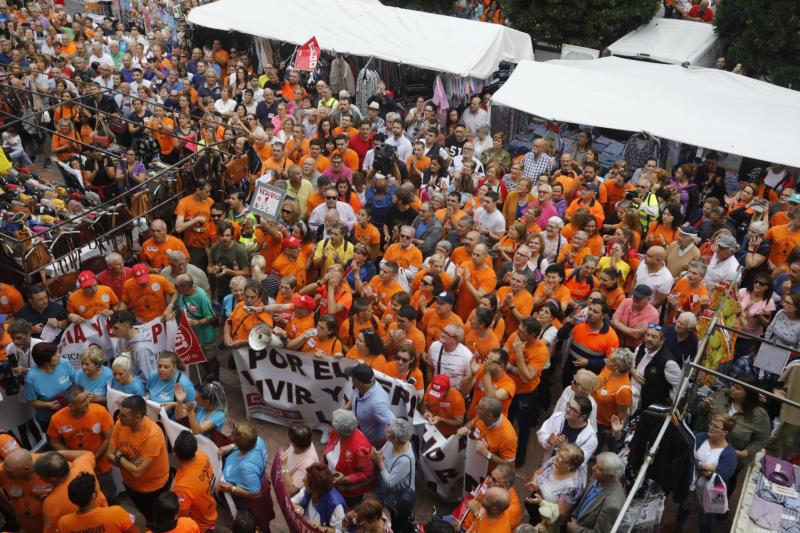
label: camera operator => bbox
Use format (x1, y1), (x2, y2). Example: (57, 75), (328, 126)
(5, 319), (42, 379)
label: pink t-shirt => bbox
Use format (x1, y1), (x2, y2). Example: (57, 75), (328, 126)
(287, 445), (319, 492)
(738, 288), (775, 336)
(613, 297), (660, 348)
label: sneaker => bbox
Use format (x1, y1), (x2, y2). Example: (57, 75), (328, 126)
(320, 427), (330, 445)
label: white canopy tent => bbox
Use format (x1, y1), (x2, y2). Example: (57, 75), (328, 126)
(186, 0), (533, 79)
(491, 57), (800, 167)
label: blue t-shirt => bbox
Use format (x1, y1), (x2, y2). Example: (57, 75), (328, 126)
(75, 366), (113, 397)
(146, 371), (196, 406)
(111, 377), (146, 396)
(195, 406), (225, 434)
(223, 437), (268, 493)
(24, 359), (74, 402)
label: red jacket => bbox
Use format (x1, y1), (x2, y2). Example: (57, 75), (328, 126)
(322, 429), (375, 498)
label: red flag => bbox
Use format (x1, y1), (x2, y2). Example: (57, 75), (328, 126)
(175, 312), (207, 366)
(295, 37), (320, 72)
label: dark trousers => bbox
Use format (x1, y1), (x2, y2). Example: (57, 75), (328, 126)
(509, 391), (536, 467)
(125, 475), (172, 523)
(188, 246), (209, 273)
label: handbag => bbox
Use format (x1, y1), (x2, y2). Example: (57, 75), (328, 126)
(762, 454), (795, 487)
(223, 154), (249, 186)
(386, 455), (415, 517)
(108, 114), (127, 136)
(130, 190), (152, 219)
(701, 473), (728, 514)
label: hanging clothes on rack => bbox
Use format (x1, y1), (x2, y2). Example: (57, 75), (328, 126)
(330, 55), (356, 97)
(431, 75), (450, 125)
(626, 404), (696, 503)
(623, 132), (661, 170)
(355, 66), (381, 117)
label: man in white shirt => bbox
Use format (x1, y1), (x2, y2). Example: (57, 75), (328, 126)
(308, 187), (357, 234)
(703, 235), (740, 290)
(129, 68), (151, 97)
(448, 142), (485, 178)
(460, 96), (489, 137)
(474, 192), (506, 243)
(6, 319), (44, 373)
(633, 246), (674, 309)
(633, 325), (682, 408)
(425, 318), (472, 389)
(88, 41), (114, 67)
(386, 120), (413, 163)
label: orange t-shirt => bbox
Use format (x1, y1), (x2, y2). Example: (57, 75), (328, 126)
(271, 254), (307, 287)
(175, 195), (214, 249)
(333, 148), (359, 171)
(406, 155), (432, 172)
(253, 142), (273, 163)
(255, 229), (283, 272)
(771, 211), (789, 227)
(0, 453), (48, 532)
(473, 508), (511, 533)
(384, 362), (424, 392)
(669, 278), (709, 323)
(467, 368), (516, 420)
(147, 116), (176, 155)
(354, 223), (381, 252)
(421, 309), (464, 349)
(286, 312), (316, 340)
(565, 198), (605, 225)
(47, 404), (114, 473)
(345, 347), (388, 373)
(121, 274), (176, 323)
(766, 224), (800, 267)
(332, 126), (358, 139)
(285, 137), (311, 164)
(383, 243), (423, 270)
(51, 131), (79, 161)
(504, 334), (550, 394)
(462, 329), (501, 363)
(174, 451), (217, 532)
(497, 286), (534, 337)
(301, 335), (345, 357)
(42, 453), (108, 533)
(58, 505), (135, 533)
(554, 173), (578, 200)
(0, 283), (23, 315)
(263, 156), (290, 174)
(601, 180), (635, 208)
(67, 285), (119, 319)
(338, 315), (385, 348)
(436, 208), (467, 224)
(110, 417), (170, 492)
(564, 269), (598, 302)
(317, 283), (354, 324)
(455, 263), (497, 321)
(146, 517), (201, 533)
(313, 155), (331, 172)
(593, 366), (633, 426)
(423, 385), (466, 437)
(368, 277), (403, 311)
(140, 236), (190, 271)
(646, 223), (679, 249)
(603, 286), (626, 310)
(472, 416), (518, 471)
(0, 433), (20, 458)
(557, 244), (591, 269)
(227, 301), (274, 342)
(383, 323), (426, 359)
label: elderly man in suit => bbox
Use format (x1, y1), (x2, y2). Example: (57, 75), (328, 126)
(566, 452), (626, 533)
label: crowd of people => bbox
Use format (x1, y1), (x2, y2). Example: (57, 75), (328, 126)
(0, 2), (797, 533)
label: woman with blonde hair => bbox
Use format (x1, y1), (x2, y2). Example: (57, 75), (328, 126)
(503, 177), (535, 228)
(594, 348), (636, 451)
(553, 369), (599, 430)
(75, 346), (113, 404)
(110, 356), (145, 396)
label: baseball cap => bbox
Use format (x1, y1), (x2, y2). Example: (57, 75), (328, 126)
(291, 295), (316, 311)
(345, 363), (374, 383)
(582, 183), (598, 193)
(717, 235), (738, 249)
(678, 226), (698, 236)
(434, 291), (455, 306)
(789, 194), (800, 205)
(77, 270), (96, 288)
(132, 263), (150, 284)
(368, 101), (380, 110)
(282, 236), (301, 249)
(428, 374), (451, 399)
(632, 285), (653, 299)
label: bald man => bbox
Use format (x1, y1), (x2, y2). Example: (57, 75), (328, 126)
(139, 219), (190, 273)
(633, 245), (674, 308)
(471, 486), (511, 532)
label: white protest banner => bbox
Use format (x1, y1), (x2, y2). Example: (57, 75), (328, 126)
(232, 347), (417, 429)
(414, 422), (466, 501)
(0, 392), (46, 451)
(105, 385), (164, 422)
(57, 314), (114, 369)
(123, 317), (179, 379)
(463, 437), (489, 497)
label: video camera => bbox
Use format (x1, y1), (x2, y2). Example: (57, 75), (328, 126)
(372, 143), (397, 175)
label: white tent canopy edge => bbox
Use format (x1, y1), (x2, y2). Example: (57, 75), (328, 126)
(186, 0), (534, 79)
(491, 57), (800, 168)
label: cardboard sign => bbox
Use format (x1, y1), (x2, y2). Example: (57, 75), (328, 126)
(249, 181), (286, 221)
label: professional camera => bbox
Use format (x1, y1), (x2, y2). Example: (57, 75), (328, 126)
(372, 143), (397, 175)
(0, 355), (21, 396)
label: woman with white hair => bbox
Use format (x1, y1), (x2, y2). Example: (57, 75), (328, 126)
(371, 418), (415, 533)
(110, 355), (145, 396)
(322, 409), (375, 506)
(421, 240), (457, 279)
(594, 348), (636, 452)
(542, 216), (567, 263)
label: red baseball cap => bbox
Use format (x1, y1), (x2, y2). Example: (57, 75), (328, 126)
(428, 374), (451, 399)
(282, 236), (302, 249)
(132, 263), (149, 284)
(77, 270), (96, 289)
(292, 295), (316, 311)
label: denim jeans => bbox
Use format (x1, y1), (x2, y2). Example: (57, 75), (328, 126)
(509, 391), (536, 466)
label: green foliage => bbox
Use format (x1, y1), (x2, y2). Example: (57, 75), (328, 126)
(504, 0), (660, 49)
(714, 0), (800, 89)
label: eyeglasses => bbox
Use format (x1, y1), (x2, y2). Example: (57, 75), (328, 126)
(396, 357), (412, 363)
(754, 280), (768, 286)
(442, 331), (456, 338)
(325, 195), (338, 200)
(647, 323), (663, 331)
(281, 208), (293, 214)
(400, 234), (413, 240)
(421, 280), (433, 286)
(565, 404), (581, 415)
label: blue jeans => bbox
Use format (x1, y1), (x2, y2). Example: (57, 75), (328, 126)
(509, 391), (536, 466)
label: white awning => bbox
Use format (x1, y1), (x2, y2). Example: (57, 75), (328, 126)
(491, 57), (800, 167)
(186, 0), (534, 79)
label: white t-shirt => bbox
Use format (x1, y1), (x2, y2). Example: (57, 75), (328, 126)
(474, 207), (506, 237)
(635, 263), (675, 301)
(428, 341), (473, 388)
(214, 98), (237, 116)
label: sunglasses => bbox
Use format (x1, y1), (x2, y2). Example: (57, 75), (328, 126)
(647, 323), (663, 331)
(396, 357), (412, 363)
(325, 195), (338, 200)
(754, 280), (769, 286)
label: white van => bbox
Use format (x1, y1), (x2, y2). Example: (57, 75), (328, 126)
(602, 18), (721, 68)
